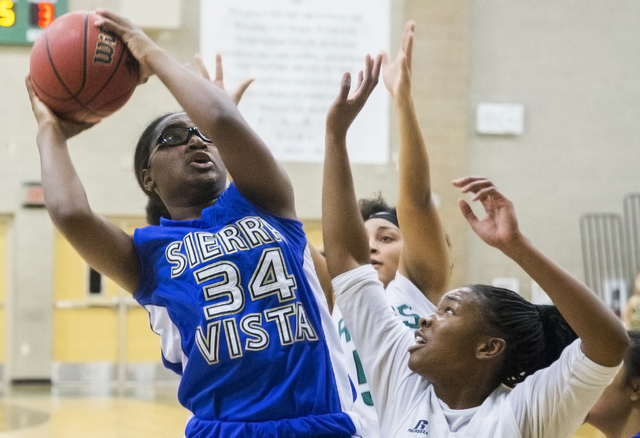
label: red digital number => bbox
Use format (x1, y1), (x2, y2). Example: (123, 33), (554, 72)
(37, 2), (54, 28)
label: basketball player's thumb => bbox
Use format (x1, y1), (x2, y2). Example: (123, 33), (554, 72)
(458, 199), (478, 226)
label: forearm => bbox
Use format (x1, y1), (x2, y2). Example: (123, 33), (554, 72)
(322, 131), (369, 278)
(394, 91), (450, 295)
(37, 126), (92, 223)
(502, 236), (628, 366)
(395, 93), (432, 207)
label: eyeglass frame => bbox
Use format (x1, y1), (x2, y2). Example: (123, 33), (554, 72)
(147, 126), (213, 168)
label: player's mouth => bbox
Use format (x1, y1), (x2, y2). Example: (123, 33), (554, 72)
(408, 330), (427, 353)
(188, 151), (214, 168)
(370, 259), (382, 268)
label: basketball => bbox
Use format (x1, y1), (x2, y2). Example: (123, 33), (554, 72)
(29, 11), (139, 123)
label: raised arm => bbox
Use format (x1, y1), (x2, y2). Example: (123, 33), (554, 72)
(382, 22), (450, 301)
(322, 55), (382, 278)
(96, 10), (295, 219)
(453, 176), (629, 367)
(27, 78), (141, 293)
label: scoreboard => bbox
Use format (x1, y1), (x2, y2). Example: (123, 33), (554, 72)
(0, 0), (68, 45)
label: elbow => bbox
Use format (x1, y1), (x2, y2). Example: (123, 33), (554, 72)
(611, 331), (631, 365)
(47, 202), (94, 233)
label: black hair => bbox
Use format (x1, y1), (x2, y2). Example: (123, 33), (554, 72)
(469, 284), (578, 388)
(359, 194), (398, 226)
(133, 112), (175, 225)
(624, 330), (640, 383)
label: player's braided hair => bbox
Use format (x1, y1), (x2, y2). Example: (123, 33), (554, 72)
(133, 112), (174, 225)
(624, 330), (640, 383)
(469, 284), (577, 388)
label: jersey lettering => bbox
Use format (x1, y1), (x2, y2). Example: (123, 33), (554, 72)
(194, 262), (245, 320)
(223, 318), (243, 358)
(195, 232), (224, 262)
(196, 320), (222, 365)
(396, 304), (420, 329)
(192, 253), (316, 364)
(249, 248), (297, 303)
(238, 217), (275, 247)
(164, 217), (286, 275)
(295, 302), (318, 341)
(338, 318), (351, 343)
(184, 233), (200, 268)
(166, 241), (187, 278)
(240, 314), (269, 351)
(265, 304), (296, 345)
(218, 225), (250, 254)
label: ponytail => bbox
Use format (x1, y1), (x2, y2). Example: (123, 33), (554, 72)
(624, 330), (640, 382)
(471, 284), (577, 387)
(536, 304), (578, 371)
(145, 196), (170, 225)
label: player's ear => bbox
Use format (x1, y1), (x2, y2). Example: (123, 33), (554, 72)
(140, 168), (155, 193)
(476, 337), (506, 361)
(630, 376), (640, 402)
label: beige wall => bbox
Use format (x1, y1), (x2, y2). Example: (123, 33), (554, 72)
(467, 0), (640, 297)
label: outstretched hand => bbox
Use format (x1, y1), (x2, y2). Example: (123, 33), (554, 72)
(381, 21), (414, 99)
(26, 76), (96, 140)
(452, 176), (523, 251)
(193, 53), (254, 105)
(94, 9), (155, 83)
(326, 53), (382, 138)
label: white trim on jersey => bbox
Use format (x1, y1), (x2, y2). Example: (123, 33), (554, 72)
(301, 244), (364, 434)
(145, 304), (188, 369)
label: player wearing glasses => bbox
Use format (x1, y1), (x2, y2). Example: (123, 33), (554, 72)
(27, 9), (365, 438)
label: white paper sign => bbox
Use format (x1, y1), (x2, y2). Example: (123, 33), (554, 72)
(200, 0), (390, 163)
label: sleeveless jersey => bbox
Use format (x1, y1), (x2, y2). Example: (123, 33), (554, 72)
(332, 272), (436, 438)
(133, 183), (359, 437)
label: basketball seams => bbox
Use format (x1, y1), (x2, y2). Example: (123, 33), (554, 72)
(44, 30), (85, 99)
(85, 42), (130, 104)
(81, 12), (88, 96)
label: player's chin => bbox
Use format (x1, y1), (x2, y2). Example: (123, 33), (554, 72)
(407, 353), (422, 374)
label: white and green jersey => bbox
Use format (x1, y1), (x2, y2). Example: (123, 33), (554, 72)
(334, 265), (620, 438)
(332, 272), (436, 438)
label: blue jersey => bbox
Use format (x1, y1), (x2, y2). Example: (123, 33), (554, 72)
(133, 184), (358, 437)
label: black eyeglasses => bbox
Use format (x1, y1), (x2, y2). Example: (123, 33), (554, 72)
(147, 126), (212, 167)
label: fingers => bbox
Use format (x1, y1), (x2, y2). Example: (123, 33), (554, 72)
(398, 52), (410, 80)
(215, 54), (224, 84)
(452, 176), (491, 191)
(372, 52), (382, 84)
(25, 76), (36, 101)
(380, 50), (390, 69)
(194, 54), (211, 81)
(402, 21), (415, 72)
(453, 176), (502, 201)
(232, 77), (255, 104)
(458, 199), (478, 226)
(338, 72), (352, 102)
(470, 186), (503, 202)
(94, 12), (128, 38)
(95, 8), (128, 26)
(25, 76), (52, 118)
(352, 53), (381, 98)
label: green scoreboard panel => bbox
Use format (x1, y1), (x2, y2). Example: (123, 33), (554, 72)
(0, 0), (68, 45)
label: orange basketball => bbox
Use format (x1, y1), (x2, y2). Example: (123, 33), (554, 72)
(29, 11), (139, 123)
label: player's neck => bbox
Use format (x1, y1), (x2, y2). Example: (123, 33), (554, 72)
(166, 199), (218, 221)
